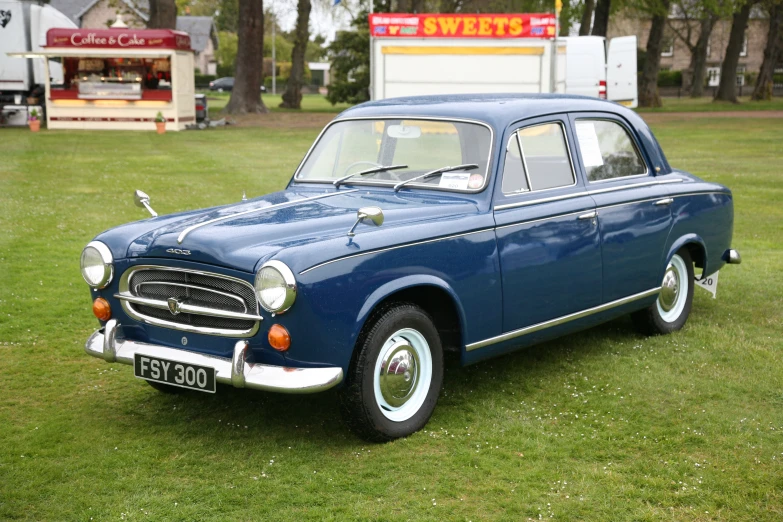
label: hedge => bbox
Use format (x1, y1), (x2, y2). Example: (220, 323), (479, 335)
(195, 74), (217, 88)
(657, 70), (682, 88)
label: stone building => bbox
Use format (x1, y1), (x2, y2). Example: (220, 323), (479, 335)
(608, 7), (777, 90)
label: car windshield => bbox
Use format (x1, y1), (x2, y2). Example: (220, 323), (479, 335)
(296, 119), (492, 192)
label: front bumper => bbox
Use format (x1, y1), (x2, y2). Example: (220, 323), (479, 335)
(85, 320), (343, 394)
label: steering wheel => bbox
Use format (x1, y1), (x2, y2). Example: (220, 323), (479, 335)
(341, 161), (404, 181)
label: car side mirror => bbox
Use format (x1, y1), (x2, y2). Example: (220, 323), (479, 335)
(134, 189), (158, 217)
(347, 206), (384, 237)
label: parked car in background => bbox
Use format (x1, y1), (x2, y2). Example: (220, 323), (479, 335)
(81, 94), (740, 442)
(208, 77), (267, 93)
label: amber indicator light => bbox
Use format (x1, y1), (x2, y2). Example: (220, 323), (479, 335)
(92, 297), (112, 321)
(268, 324), (291, 351)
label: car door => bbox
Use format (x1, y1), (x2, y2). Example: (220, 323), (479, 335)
(493, 115), (603, 334)
(568, 113), (673, 303)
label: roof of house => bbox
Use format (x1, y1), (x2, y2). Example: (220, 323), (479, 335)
(176, 16), (218, 52)
(49, 0), (149, 25)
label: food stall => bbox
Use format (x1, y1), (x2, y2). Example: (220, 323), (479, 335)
(25, 28), (195, 131)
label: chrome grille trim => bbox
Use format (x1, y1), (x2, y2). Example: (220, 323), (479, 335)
(117, 265), (261, 338)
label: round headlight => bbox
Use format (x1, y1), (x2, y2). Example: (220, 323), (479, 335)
(255, 260), (296, 313)
(80, 241), (114, 289)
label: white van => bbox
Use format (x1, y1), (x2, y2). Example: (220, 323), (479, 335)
(371, 35), (638, 108)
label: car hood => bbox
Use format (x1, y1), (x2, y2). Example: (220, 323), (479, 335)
(100, 187), (482, 273)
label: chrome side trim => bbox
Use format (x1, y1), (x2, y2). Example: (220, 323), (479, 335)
(493, 178), (684, 211)
(494, 209), (587, 231)
(292, 116), (495, 194)
(85, 327), (343, 394)
(465, 287), (661, 351)
(299, 228), (494, 275)
(115, 293), (264, 322)
(119, 265), (260, 338)
(177, 190), (358, 244)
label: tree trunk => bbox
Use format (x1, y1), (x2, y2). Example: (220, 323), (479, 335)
(147, 0), (177, 29)
(224, 0), (268, 114)
(280, 0), (312, 109)
(580, 0), (595, 36)
(690, 14), (718, 98)
(638, 2), (671, 108)
(752, 4), (782, 101)
(591, 0), (611, 37)
(714, 2), (753, 103)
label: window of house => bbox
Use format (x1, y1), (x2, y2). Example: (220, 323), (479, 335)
(707, 67), (721, 87)
(740, 32), (748, 57)
(736, 65), (746, 87)
(501, 123), (574, 193)
(661, 33), (674, 57)
(575, 120), (647, 182)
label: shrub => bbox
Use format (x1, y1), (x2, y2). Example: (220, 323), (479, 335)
(657, 70), (682, 87)
(194, 74), (217, 88)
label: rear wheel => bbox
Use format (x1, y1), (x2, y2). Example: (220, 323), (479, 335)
(339, 304), (444, 442)
(632, 249), (694, 335)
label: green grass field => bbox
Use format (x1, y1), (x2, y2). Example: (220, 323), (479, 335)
(200, 92), (351, 115)
(1, 116), (782, 520)
(635, 96), (783, 113)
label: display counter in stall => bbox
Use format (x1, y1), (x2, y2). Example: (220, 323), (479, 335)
(21, 28), (195, 131)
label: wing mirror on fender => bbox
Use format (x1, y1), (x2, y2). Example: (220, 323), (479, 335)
(134, 190), (158, 217)
(347, 207), (384, 237)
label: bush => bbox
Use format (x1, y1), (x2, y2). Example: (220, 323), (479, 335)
(264, 76), (287, 90)
(774, 73), (783, 85)
(194, 74), (217, 88)
(657, 70), (682, 87)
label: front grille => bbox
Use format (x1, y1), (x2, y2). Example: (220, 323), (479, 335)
(119, 266), (260, 337)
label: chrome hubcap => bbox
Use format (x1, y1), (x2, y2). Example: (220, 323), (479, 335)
(378, 339), (419, 408)
(659, 265), (680, 312)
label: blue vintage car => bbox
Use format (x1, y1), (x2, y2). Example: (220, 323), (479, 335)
(82, 94), (740, 441)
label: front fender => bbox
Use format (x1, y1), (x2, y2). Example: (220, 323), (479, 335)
(355, 275), (469, 345)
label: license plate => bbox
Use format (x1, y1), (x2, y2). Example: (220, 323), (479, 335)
(134, 353), (216, 393)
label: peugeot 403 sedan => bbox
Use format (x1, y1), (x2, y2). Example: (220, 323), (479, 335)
(81, 94), (740, 441)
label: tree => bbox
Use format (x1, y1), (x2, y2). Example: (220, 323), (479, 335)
(715, 1), (754, 102)
(668, 1), (721, 97)
(148, 0), (178, 28)
(591, 0), (611, 36)
(752, 2), (782, 100)
(224, 0), (268, 114)
(580, 0), (596, 35)
(638, 0), (672, 107)
(280, 0), (312, 109)
(326, 11), (370, 105)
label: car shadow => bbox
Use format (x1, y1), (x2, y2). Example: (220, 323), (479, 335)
(106, 315), (644, 446)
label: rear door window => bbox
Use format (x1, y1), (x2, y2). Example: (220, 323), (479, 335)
(574, 119), (647, 181)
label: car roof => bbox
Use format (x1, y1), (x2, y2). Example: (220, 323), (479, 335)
(336, 93), (672, 175)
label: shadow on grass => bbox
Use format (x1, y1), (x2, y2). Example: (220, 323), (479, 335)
(95, 316), (644, 445)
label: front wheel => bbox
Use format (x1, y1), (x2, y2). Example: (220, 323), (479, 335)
(339, 304), (444, 442)
(632, 249), (694, 335)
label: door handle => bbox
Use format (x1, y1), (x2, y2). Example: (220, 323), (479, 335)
(577, 211), (597, 221)
(654, 198), (674, 206)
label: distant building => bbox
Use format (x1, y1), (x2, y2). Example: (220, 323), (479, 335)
(608, 7), (779, 89)
(48, 0), (217, 75)
(176, 17), (218, 75)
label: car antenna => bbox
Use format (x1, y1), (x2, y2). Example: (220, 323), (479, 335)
(242, 190), (247, 202)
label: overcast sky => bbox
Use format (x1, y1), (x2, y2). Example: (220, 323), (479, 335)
(267, 0), (367, 43)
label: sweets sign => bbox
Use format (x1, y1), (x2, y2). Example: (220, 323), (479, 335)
(369, 13), (557, 39)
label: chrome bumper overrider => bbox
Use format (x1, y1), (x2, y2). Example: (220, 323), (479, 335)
(724, 249), (742, 265)
(85, 320), (343, 394)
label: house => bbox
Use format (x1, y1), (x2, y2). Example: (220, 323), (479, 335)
(176, 16), (218, 75)
(608, 7), (779, 89)
(48, 0), (217, 75)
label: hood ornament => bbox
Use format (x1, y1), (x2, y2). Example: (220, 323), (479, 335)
(347, 207), (384, 237)
(134, 190), (158, 217)
(168, 297), (183, 315)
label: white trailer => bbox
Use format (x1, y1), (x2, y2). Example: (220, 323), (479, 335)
(368, 14), (638, 107)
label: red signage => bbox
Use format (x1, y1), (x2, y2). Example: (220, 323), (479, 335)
(46, 29), (192, 50)
(369, 13), (557, 39)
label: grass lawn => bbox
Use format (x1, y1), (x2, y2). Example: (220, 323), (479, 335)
(200, 92), (351, 116)
(636, 95), (783, 113)
(1, 116), (782, 521)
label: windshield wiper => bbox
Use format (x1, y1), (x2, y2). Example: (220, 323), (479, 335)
(393, 163), (479, 192)
(333, 164), (408, 188)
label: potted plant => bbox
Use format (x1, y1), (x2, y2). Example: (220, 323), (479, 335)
(28, 109), (41, 132)
(154, 112), (166, 134)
